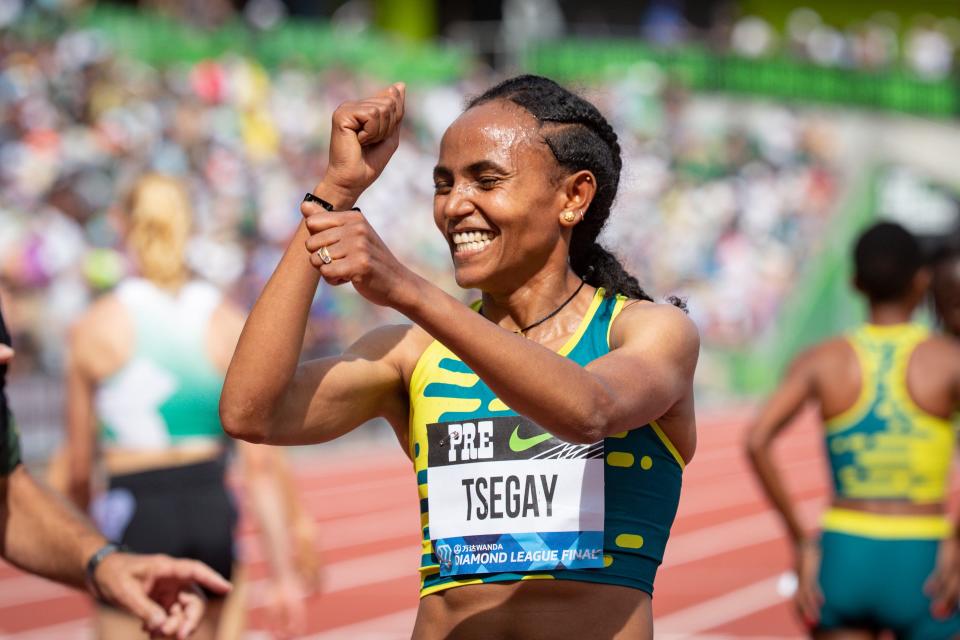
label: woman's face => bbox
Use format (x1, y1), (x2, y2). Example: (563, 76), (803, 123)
(433, 100), (570, 292)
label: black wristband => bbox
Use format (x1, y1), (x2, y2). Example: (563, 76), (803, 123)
(303, 192), (335, 211)
(85, 543), (127, 601)
(303, 192), (361, 213)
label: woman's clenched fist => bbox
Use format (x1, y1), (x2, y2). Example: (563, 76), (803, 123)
(317, 83), (405, 205)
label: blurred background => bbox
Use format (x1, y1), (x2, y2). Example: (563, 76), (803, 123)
(0, 0), (958, 638)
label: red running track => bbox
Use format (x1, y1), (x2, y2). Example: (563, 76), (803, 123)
(0, 409), (855, 638)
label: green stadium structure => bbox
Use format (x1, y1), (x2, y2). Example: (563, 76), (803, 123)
(720, 171), (877, 395)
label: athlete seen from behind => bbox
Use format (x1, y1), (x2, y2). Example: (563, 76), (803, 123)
(746, 222), (960, 638)
(0, 300), (231, 640)
(65, 175), (309, 639)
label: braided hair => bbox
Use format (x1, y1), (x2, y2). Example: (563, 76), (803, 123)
(468, 75), (673, 305)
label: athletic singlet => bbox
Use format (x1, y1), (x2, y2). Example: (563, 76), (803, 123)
(824, 323), (955, 505)
(95, 278), (226, 451)
(409, 289), (685, 597)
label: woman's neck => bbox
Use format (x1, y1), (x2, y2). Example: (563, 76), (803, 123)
(866, 301), (915, 326)
(136, 271), (189, 294)
(480, 269), (589, 338)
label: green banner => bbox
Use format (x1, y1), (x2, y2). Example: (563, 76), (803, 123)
(528, 41), (958, 118)
(70, 6), (468, 84)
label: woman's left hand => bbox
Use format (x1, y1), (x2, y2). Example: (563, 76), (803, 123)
(303, 206), (421, 309)
(793, 539), (823, 629)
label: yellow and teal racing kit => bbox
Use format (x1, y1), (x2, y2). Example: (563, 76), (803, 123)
(817, 323), (960, 637)
(409, 289), (685, 598)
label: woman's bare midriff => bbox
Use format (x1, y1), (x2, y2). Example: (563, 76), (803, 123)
(412, 579), (652, 640)
(832, 497), (945, 516)
(104, 444), (223, 476)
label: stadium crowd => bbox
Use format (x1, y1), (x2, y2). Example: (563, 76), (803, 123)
(0, 11), (843, 377)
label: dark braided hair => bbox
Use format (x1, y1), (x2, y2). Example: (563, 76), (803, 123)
(468, 74), (670, 305)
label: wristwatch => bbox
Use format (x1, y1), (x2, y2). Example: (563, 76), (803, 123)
(85, 543), (127, 601)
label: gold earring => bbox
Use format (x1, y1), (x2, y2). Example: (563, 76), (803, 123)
(562, 210), (577, 223)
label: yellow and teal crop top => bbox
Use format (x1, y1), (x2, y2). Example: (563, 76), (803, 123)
(825, 323), (955, 505)
(94, 279), (226, 451)
(409, 289), (685, 598)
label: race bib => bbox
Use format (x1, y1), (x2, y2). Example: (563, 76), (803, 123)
(427, 415), (605, 576)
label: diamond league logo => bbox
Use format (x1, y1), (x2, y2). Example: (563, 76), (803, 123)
(435, 543), (454, 570)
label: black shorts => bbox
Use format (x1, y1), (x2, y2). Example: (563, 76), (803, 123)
(93, 457), (238, 591)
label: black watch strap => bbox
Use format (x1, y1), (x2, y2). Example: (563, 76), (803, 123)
(85, 543), (127, 601)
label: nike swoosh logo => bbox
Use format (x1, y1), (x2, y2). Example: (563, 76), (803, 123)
(509, 425), (553, 452)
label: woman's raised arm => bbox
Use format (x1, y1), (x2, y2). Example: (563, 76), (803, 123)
(219, 84), (416, 445)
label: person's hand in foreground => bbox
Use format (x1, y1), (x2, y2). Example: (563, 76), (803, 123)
(92, 552), (231, 639)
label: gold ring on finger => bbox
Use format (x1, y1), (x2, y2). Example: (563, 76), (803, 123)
(317, 245), (333, 265)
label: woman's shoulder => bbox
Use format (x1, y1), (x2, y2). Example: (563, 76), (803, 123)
(348, 323), (434, 365)
(73, 292), (127, 337)
(609, 298), (699, 353)
(69, 293), (133, 376)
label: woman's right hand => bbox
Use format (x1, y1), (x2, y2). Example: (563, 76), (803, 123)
(925, 536), (960, 619)
(794, 538), (823, 629)
(316, 83), (406, 205)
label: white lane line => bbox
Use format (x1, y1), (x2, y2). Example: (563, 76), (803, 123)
(687, 436), (820, 470)
(245, 546), (417, 608)
(656, 575), (787, 636)
(676, 458), (825, 518)
(1, 620), (93, 639)
(237, 505), (418, 564)
(302, 608), (418, 640)
(0, 574), (74, 609)
(286, 451), (408, 480)
(298, 476), (411, 503)
(286, 506), (417, 550)
(665, 497), (824, 568)
(1, 533), (418, 613)
(311, 547), (416, 595)
(1, 549), (418, 637)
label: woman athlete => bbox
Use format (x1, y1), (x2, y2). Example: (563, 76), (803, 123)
(66, 174), (309, 639)
(746, 222), (960, 639)
(222, 75), (698, 639)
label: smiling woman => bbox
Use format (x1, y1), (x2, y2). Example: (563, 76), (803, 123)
(220, 75), (699, 639)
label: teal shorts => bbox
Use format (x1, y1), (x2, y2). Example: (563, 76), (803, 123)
(818, 529), (960, 638)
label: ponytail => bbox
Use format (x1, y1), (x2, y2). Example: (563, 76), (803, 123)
(125, 174), (191, 289)
(570, 236), (648, 301)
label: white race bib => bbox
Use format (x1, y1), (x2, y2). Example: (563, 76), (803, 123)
(427, 415), (605, 576)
